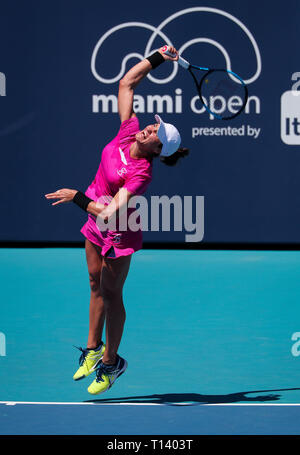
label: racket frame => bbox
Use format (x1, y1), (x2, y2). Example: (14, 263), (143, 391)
(189, 65), (248, 120)
(161, 46), (248, 120)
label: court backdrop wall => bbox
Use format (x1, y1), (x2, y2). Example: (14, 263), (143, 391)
(0, 0), (299, 245)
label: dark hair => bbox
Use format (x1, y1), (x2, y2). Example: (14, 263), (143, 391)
(160, 147), (189, 166)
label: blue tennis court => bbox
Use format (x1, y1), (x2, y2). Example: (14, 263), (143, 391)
(1, 248), (300, 435)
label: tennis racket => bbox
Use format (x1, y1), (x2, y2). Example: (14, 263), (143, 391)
(161, 45), (248, 120)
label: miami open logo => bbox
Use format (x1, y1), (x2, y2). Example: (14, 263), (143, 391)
(91, 7), (262, 119)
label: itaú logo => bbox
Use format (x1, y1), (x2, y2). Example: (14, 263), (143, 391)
(281, 74), (300, 145)
(91, 7), (261, 117)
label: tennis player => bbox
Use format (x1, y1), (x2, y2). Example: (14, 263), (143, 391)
(45, 46), (188, 395)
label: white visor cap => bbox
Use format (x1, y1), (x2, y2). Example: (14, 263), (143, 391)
(155, 114), (181, 157)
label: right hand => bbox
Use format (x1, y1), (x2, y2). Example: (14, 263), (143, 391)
(159, 45), (179, 61)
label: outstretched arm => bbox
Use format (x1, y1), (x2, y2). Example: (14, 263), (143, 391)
(45, 187), (133, 224)
(118, 46), (178, 123)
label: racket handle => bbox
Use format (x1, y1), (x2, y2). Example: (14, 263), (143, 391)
(161, 45), (190, 70)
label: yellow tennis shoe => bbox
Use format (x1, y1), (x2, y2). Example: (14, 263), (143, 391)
(87, 355), (127, 395)
(73, 344), (105, 381)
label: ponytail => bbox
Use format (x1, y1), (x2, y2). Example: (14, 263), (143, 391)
(160, 147), (189, 166)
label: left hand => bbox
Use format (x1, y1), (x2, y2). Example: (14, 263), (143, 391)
(45, 188), (77, 206)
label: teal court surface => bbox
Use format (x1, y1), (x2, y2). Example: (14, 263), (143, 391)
(1, 248), (300, 435)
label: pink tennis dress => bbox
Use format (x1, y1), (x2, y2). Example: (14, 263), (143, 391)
(80, 117), (153, 258)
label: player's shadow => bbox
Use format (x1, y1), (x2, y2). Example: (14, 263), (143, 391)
(84, 388), (300, 406)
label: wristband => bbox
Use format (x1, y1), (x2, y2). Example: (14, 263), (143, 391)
(146, 51), (165, 69)
(73, 191), (93, 212)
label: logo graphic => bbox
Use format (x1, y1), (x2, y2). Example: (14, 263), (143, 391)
(0, 72), (6, 96)
(112, 234), (122, 244)
(0, 71), (36, 136)
(91, 7), (261, 86)
(119, 147), (128, 165)
(291, 332), (300, 357)
(281, 73), (300, 145)
(0, 332), (6, 357)
(117, 167), (127, 177)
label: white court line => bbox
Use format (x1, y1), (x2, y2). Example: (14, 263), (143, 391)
(1, 401), (300, 407)
(1, 401), (160, 406)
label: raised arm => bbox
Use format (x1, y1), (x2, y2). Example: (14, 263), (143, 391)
(45, 47), (179, 220)
(118, 46), (179, 123)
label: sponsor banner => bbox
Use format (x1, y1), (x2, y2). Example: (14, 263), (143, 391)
(1, 0), (300, 243)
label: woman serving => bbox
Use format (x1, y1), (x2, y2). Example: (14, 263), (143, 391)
(45, 46), (188, 395)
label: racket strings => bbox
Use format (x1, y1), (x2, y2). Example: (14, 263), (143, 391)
(190, 68), (248, 120)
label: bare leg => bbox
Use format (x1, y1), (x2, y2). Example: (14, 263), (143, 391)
(85, 239), (105, 349)
(100, 254), (132, 364)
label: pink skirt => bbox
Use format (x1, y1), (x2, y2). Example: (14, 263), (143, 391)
(80, 214), (143, 258)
